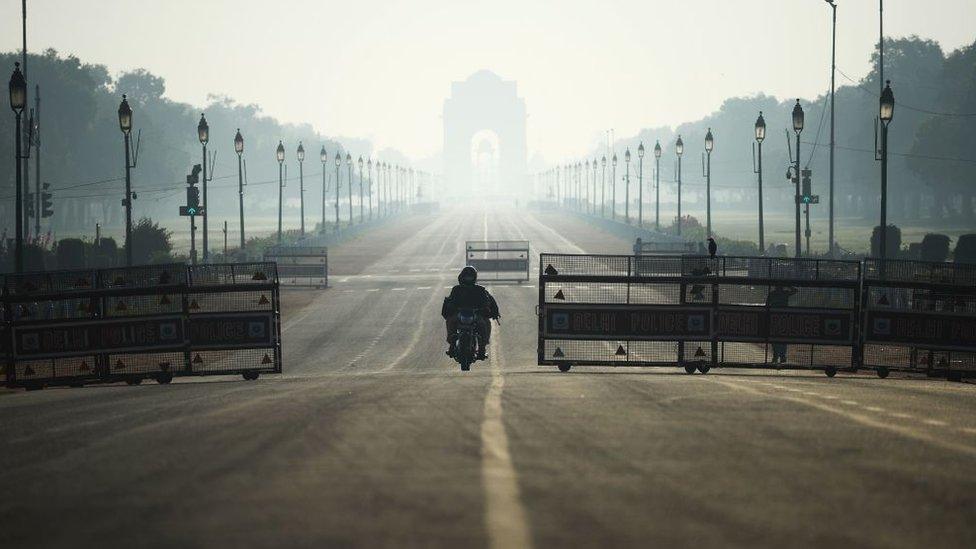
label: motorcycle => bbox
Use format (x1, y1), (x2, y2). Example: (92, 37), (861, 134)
(452, 308), (482, 372)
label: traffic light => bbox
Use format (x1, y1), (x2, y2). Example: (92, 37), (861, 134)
(187, 185), (200, 208)
(26, 192), (35, 217)
(801, 169), (813, 204)
(41, 185), (54, 218)
(180, 164), (205, 216)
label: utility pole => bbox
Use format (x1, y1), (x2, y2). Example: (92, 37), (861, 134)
(33, 85), (40, 238)
(879, 0), (884, 95)
(827, 0), (837, 257)
(21, 0), (30, 243)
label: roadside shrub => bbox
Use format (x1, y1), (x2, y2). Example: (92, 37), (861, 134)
(92, 237), (118, 268)
(870, 224), (902, 258)
(919, 233), (951, 263)
(56, 238), (87, 269)
(953, 234), (976, 264)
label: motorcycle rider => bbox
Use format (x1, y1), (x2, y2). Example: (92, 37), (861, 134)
(442, 266), (500, 360)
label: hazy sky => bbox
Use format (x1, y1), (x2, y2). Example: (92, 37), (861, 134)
(2, 0), (975, 162)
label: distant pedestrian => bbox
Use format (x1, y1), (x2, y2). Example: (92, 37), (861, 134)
(767, 285), (798, 364)
(707, 237), (717, 258)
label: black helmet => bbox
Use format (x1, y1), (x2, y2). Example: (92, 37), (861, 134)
(459, 266), (477, 285)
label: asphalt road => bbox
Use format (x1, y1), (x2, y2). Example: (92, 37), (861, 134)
(2, 206), (976, 548)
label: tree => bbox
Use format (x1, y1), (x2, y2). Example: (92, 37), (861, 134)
(908, 40), (976, 218)
(115, 69), (165, 106)
(128, 218), (172, 265)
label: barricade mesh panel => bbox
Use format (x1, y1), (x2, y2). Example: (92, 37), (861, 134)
(864, 259), (976, 286)
(108, 352), (185, 376)
(3, 262), (281, 387)
(189, 348), (278, 374)
(539, 253), (860, 372)
(862, 259), (976, 374)
(3, 269), (98, 298)
(188, 290), (272, 314)
(12, 355), (99, 383)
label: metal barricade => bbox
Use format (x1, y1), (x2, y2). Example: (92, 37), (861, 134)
(1, 262), (281, 388)
(465, 240), (531, 282)
(633, 238), (697, 255)
(538, 253), (861, 375)
(263, 245), (328, 288)
(861, 259), (976, 379)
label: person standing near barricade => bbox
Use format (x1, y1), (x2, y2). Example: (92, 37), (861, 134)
(767, 285), (797, 364)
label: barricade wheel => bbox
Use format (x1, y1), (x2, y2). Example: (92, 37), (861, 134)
(684, 365), (697, 375)
(697, 365), (710, 374)
(243, 371), (260, 381)
(125, 378), (142, 386)
(876, 367), (889, 379)
(825, 367), (837, 378)
(24, 383), (45, 391)
(69, 383), (85, 388)
(558, 364), (571, 373)
(156, 372), (174, 385)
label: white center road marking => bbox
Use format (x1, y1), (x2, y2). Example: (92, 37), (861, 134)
(480, 333), (532, 549)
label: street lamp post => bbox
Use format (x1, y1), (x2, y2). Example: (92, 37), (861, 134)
(198, 114), (211, 262)
(358, 156), (365, 222)
(638, 142), (645, 227)
(10, 63), (26, 272)
(654, 141), (662, 231)
(624, 149), (631, 224)
(792, 99), (805, 258)
(600, 156), (607, 217)
(704, 128), (714, 238)
(367, 158), (373, 220)
(234, 129), (245, 250)
(611, 154), (617, 220)
(676, 136), (684, 237)
(334, 152), (341, 233)
(119, 94), (135, 266)
(297, 142), (306, 236)
(592, 159), (597, 217)
(879, 81), (895, 261)
(584, 160), (590, 213)
(346, 153), (353, 224)
(754, 112), (766, 254)
(320, 147), (328, 234)
(276, 141), (285, 243)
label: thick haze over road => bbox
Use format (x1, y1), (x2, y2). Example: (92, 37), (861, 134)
(3, 0), (975, 159)
(3, 208), (975, 548)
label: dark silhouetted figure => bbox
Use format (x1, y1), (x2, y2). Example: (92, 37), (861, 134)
(442, 266), (500, 359)
(707, 237), (717, 258)
(767, 285), (798, 364)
